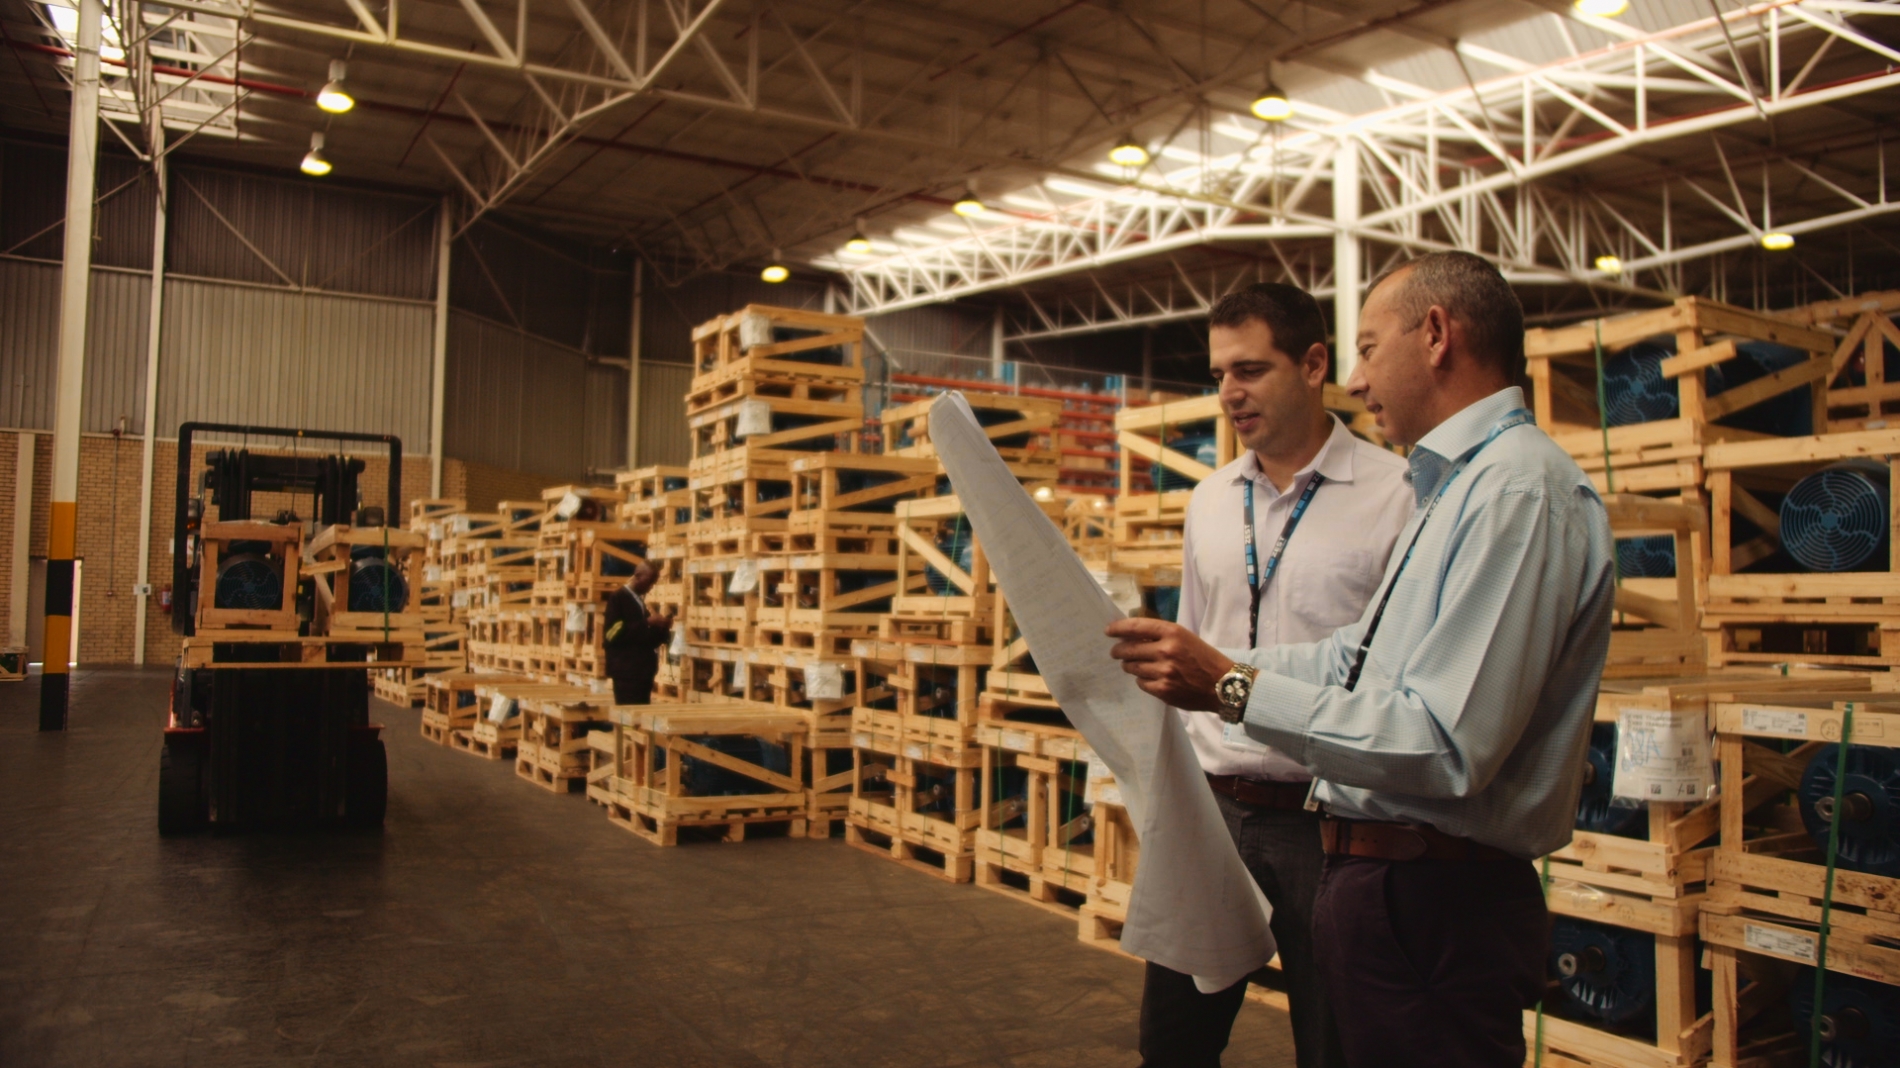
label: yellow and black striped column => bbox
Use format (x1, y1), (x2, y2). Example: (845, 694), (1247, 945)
(40, 0), (102, 732)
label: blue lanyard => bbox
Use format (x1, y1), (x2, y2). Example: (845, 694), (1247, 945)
(1343, 409), (1533, 692)
(1244, 471), (1326, 649)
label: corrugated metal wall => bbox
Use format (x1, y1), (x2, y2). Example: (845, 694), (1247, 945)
(444, 311), (631, 482)
(637, 361), (694, 467)
(157, 278), (434, 446)
(0, 260), (151, 433)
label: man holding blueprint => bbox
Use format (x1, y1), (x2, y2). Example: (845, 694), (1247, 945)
(1107, 252), (1614, 1068)
(1138, 284), (1411, 1068)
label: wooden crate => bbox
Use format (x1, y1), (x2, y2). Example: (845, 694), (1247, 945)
(0, 646), (27, 681)
(420, 669), (527, 745)
(1699, 689), (1900, 1066)
(1528, 298), (1837, 495)
(851, 638), (990, 764)
(689, 392), (864, 457)
(193, 520), (302, 635)
(1702, 429), (1900, 668)
(605, 699), (818, 845)
(1603, 494), (1708, 679)
(408, 498), (466, 532)
(880, 393), (1062, 485)
(846, 749), (979, 883)
(514, 692), (613, 793)
(1778, 290), (1900, 432)
(690, 303), (864, 378)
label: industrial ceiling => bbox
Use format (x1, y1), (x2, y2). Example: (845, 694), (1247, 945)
(4, 0), (1899, 340)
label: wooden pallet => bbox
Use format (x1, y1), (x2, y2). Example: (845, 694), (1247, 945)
(845, 748), (979, 882)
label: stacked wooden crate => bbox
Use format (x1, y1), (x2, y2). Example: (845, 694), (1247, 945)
(462, 503), (540, 673)
(1697, 681), (1900, 1068)
(530, 484), (635, 695)
(375, 498), (468, 707)
(1525, 671), (1875, 1068)
(615, 465), (690, 700)
(849, 492), (998, 882)
(680, 305), (867, 699)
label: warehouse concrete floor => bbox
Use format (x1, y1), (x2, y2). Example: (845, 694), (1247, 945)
(2, 668), (1293, 1067)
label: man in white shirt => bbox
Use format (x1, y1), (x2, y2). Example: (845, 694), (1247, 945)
(1140, 284), (1413, 1068)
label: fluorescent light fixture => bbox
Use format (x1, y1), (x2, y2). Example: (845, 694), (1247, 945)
(1573, 0), (1629, 16)
(1594, 255), (1624, 275)
(953, 189), (986, 217)
(1760, 231), (1795, 251)
(300, 131), (332, 176)
(845, 233), (872, 254)
(317, 59), (354, 114)
(1108, 135), (1150, 167)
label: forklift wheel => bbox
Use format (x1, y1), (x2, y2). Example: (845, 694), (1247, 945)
(158, 736), (207, 835)
(346, 737), (388, 828)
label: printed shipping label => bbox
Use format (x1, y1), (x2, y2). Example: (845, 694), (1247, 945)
(1744, 923), (1817, 963)
(1740, 707), (1809, 738)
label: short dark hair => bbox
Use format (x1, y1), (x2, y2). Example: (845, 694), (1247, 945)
(1208, 282), (1328, 362)
(1366, 251), (1524, 382)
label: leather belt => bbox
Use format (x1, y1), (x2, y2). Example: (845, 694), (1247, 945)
(1206, 774), (1312, 811)
(1319, 817), (1521, 863)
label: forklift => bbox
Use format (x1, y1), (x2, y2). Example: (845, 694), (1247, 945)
(158, 423), (408, 834)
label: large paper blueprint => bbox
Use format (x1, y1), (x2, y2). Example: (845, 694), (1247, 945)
(929, 393), (1275, 988)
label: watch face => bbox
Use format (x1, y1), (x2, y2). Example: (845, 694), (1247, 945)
(1219, 676), (1246, 706)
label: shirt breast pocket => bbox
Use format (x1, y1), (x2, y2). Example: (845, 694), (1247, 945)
(1286, 549), (1379, 635)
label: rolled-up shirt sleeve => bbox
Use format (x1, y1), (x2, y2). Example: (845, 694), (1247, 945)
(1233, 485), (1595, 801)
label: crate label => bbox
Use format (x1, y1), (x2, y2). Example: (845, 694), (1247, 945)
(1740, 707), (1808, 738)
(1000, 729), (1035, 753)
(735, 400), (773, 438)
(903, 744), (927, 760)
(731, 659), (749, 693)
(727, 558), (761, 595)
(807, 662), (845, 700)
(564, 604), (586, 634)
(1744, 923), (1817, 963)
(486, 695), (514, 724)
(852, 732), (874, 748)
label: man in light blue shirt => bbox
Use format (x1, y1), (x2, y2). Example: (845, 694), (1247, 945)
(1107, 251), (1615, 1068)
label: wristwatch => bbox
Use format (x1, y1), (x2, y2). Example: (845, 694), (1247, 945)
(1215, 662), (1258, 724)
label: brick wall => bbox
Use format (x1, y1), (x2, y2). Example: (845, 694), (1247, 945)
(459, 459), (552, 514)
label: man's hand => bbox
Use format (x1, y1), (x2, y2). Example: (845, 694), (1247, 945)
(1105, 617), (1232, 712)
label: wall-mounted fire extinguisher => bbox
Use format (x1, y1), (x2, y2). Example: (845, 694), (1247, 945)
(158, 584), (172, 610)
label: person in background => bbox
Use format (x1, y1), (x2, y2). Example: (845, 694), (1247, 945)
(1138, 283), (1412, 1068)
(603, 562), (673, 705)
(1109, 251), (1615, 1068)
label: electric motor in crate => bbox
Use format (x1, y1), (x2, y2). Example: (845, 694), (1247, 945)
(194, 520), (303, 635)
(1527, 297), (1837, 496)
(1702, 429), (1900, 668)
(1693, 690), (1900, 1067)
(303, 522), (427, 645)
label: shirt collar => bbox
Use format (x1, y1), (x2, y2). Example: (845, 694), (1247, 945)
(1231, 415), (1356, 491)
(1406, 386), (1527, 504)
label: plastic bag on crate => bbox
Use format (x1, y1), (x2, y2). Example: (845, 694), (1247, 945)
(1612, 708), (1715, 803)
(806, 661), (845, 701)
(728, 558), (761, 595)
(736, 400), (773, 439)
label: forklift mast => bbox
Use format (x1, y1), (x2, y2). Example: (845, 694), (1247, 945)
(171, 423), (403, 637)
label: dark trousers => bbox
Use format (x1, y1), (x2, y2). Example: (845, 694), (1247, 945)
(611, 674), (652, 705)
(1138, 796), (1342, 1068)
(1312, 855), (1547, 1068)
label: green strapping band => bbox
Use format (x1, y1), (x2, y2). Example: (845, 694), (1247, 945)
(1807, 702), (1855, 1068)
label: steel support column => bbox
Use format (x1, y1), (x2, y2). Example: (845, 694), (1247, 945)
(627, 260), (644, 469)
(132, 135), (168, 666)
(10, 434), (32, 651)
(1332, 140), (1362, 386)
(990, 306), (1005, 381)
(42, 0), (103, 728)
(430, 198), (451, 497)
